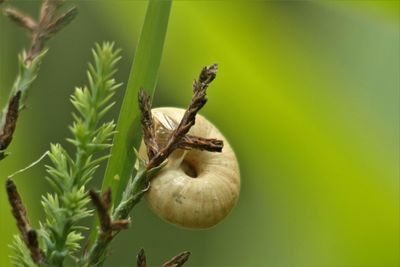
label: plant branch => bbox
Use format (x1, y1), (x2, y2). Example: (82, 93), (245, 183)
(146, 64), (219, 169)
(39, 43), (121, 266)
(0, 0), (77, 161)
(84, 64), (221, 264)
(83, 189), (129, 266)
(138, 89), (158, 159)
(178, 134), (223, 152)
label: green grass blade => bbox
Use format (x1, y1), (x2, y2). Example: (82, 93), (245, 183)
(101, 0), (171, 203)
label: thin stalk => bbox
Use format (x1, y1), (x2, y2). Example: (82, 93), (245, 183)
(88, 0), (171, 250)
(100, 0), (171, 205)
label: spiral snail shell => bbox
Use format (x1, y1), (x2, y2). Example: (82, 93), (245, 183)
(141, 107), (240, 229)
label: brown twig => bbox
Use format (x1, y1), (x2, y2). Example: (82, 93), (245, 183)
(179, 135), (223, 152)
(86, 189), (130, 265)
(86, 65), (219, 265)
(5, 179), (44, 264)
(0, 0), (77, 161)
(162, 251), (191, 267)
(2, 8), (37, 33)
(3, 0), (78, 64)
(138, 89), (158, 159)
(89, 189), (129, 237)
(143, 64), (221, 169)
(0, 92), (21, 160)
(89, 189), (112, 234)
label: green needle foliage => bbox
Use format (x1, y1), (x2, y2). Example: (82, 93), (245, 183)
(9, 43), (122, 267)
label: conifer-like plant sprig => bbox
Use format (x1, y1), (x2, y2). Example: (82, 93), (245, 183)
(8, 43), (122, 267)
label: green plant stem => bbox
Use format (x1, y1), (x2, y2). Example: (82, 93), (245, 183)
(0, 51), (47, 160)
(40, 43), (120, 266)
(100, 0), (171, 205)
(83, 171), (146, 267)
(83, 159), (164, 266)
(88, 0), (171, 247)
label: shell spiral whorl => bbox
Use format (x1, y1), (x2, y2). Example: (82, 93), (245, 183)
(142, 107), (240, 229)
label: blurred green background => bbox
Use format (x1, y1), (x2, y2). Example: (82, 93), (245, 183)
(1, 1), (399, 266)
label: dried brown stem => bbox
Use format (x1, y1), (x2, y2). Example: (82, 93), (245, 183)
(3, 0), (78, 64)
(89, 189), (112, 234)
(44, 6), (78, 38)
(88, 65), (218, 265)
(89, 189), (129, 237)
(162, 251), (191, 267)
(85, 189), (129, 265)
(0, 0), (77, 161)
(39, 0), (62, 26)
(0, 92), (20, 159)
(138, 89), (158, 159)
(5, 179), (44, 264)
(179, 135), (223, 152)
(136, 248), (147, 267)
(3, 8), (37, 33)
(145, 64), (220, 169)
(27, 230), (43, 263)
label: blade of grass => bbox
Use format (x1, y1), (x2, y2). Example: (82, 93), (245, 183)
(101, 0), (171, 204)
(88, 0), (171, 247)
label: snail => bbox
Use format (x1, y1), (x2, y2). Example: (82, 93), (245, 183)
(140, 107), (240, 229)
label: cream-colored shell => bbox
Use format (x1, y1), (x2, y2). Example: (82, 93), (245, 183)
(141, 107), (240, 229)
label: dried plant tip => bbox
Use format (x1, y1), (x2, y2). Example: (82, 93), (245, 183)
(162, 251), (191, 267)
(178, 64), (219, 135)
(136, 248), (147, 267)
(89, 190), (112, 233)
(45, 6), (78, 37)
(139, 88), (158, 159)
(6, 179), (43, 263)
(0, 0), (77, 161)
(27, 1), (77, 63)
(198, 64), (218, 86)
(179, 135), (223, 152)
(3, 8), (37, 33)
(27, 230), (44, 263)
(145, 64), (219, 169)
(40, 0), (63, 26)
(0, 92), (21, 158)
(5, 178), (30, 237)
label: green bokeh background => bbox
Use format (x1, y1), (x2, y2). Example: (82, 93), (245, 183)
(1, 1), (399, 266)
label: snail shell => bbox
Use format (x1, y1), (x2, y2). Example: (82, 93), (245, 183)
(141, 107), (240, 229)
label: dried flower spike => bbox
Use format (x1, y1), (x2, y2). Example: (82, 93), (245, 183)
(139, 64), (240, 229)
(6, 179), (44, 264)
(0, 0), (77, 161)
(0, 92), (21, 160)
